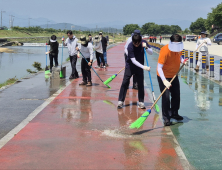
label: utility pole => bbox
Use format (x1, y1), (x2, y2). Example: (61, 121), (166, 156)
(28, 18), (32, 27)
(9, 15), (14, 29)
(96, 25), (97, 32)
(1, 10), (5, 28)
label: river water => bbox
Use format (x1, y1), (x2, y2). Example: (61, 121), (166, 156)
(0, 46), (69, 84)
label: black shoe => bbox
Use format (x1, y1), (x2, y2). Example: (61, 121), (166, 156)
(164, 120), (171, 126)
(171, 115), (183, 120)
(69, 75), (75, 79)
(132, 86), (138, 90)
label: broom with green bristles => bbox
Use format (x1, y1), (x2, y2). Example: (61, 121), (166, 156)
(144, 48), (160, 113)
(103, 67), (125, 87)
(45, 42), (50, 74)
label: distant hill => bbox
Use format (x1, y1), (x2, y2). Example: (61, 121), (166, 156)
(39, 23), (123, 33)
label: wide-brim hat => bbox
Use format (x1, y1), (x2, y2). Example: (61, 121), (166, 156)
(93, 35), (101, 43)
(80, 35), (89, 45)
(200, 31), (208, 35)
(168, 41), (184, 52)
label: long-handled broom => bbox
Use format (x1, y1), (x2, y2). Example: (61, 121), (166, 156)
(103, 67), (125, 87)
(60, 36), (64, 78)
(45, 42), (50, 74)
(144, 48), (160, 113)
(78, 50), (111, 88)
(130, 42), (205, 129)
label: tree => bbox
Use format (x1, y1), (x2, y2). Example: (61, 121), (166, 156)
(170, 25), (182, 34)
(205, 2), (222, 33)
(183, 28), (190, 34)
(159, 25), (172, 35)
(123, 24), (140, 35)
(141, 22), (160, 35)
(189, 17), (206, 34)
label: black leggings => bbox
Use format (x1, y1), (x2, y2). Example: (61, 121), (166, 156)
(49, 53), (58, 70)
(96, 51), (105, 66)
(81, 58), (92, 83)
(157, 76), (180, 121)
(118, 68), (144, 102)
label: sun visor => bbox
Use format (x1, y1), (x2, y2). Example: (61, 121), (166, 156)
(168, 41), (184, 52)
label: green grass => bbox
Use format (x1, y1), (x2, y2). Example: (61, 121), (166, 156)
(0, 30), (126, 43)
(0, 77), (18, 88)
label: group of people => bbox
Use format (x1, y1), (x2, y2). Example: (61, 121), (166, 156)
(46, 30), (109, 86)
(47, 29), (205, 126)
(118, 30), (188, 126)
(149, 36), (157, 43)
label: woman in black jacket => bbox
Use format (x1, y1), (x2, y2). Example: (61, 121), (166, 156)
(46, 35), (59, 72)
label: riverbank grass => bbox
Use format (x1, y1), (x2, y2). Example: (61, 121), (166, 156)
(0, 78), (18, 88)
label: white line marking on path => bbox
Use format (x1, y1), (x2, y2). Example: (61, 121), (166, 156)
(0, 80), (72, 150)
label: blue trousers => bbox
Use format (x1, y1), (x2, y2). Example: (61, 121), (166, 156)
(100, 52), (107, 64)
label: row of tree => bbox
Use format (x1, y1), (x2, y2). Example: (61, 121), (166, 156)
(11, 26), (117, 35)
(123, 23), (182, 36)
(189, 2), (222, 34)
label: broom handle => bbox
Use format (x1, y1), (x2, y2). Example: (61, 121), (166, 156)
(149, 41), (205, 110)
(117, 67), (125, 75)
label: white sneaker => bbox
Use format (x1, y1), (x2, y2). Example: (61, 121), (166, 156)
(138, 102), (146, 109)
(103, 66), (106, 69)
(117, 101), (123, 109)
(95, 65), (100, 68)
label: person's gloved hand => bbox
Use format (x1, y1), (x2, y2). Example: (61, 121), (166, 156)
(142, 42), (147, 48)
(183, 58), (189, 65)
(61, 37), (64, 41)
(163, 79), (171, 89)
(45, 51), (50, 55)
(143, 66), (150, 71)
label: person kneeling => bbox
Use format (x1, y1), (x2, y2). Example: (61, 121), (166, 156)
(117, 30), (153, 109)
(77, 35), (93, 86)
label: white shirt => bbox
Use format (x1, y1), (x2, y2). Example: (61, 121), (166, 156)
(79, 43), (94, 60)
(124, 37), (132, 55)
(94, 41), (103, 54)
(196, 37), (211, 52)
(64, 36), (79, 56)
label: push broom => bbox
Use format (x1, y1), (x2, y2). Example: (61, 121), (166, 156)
(45, 42), (50, 74)
(103, 67), (125, 87)
(60, 36), (64, 78)
(130, 42), (205, 129)
(78, 50), (111, 88)
(144, 48), (160, 113)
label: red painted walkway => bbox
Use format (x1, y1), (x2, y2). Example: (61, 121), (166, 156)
(0, 43), (184, 169)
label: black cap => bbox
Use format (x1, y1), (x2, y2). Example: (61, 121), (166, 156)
(133, 30), (141, 36)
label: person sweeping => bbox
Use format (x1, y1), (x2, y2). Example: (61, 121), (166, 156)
(46, 35), (59, 73)
(117, 30), (153, 109)
(194, 31), (211, 71)
(93, 35), (106, 68)
(157, 34), (188, 126)
(76, 35), (93, 86)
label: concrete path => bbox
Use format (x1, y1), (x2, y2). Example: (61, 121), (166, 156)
(0, 43), (189, 169)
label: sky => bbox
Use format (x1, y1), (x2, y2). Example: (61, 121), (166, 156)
(0, 0), (222, 29)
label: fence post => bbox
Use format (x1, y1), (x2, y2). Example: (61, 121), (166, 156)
(196, 52), (199, 66)
(210, 56), (214, 77)
(202, 55), (206, 74)
(220, 59), (222, 81)
(190, 51), (193, 68)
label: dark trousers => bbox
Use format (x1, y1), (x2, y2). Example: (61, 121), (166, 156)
(157, 76), (180, 121)
(81, 58), (92, 83)
(160, 39), (162, 43)
(70, 55), (79, 77)
(124, 53), (137, 86)
(49, 53), (58, 70)
(118, 68), (144, 102)
(96, 51), (105, 66)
